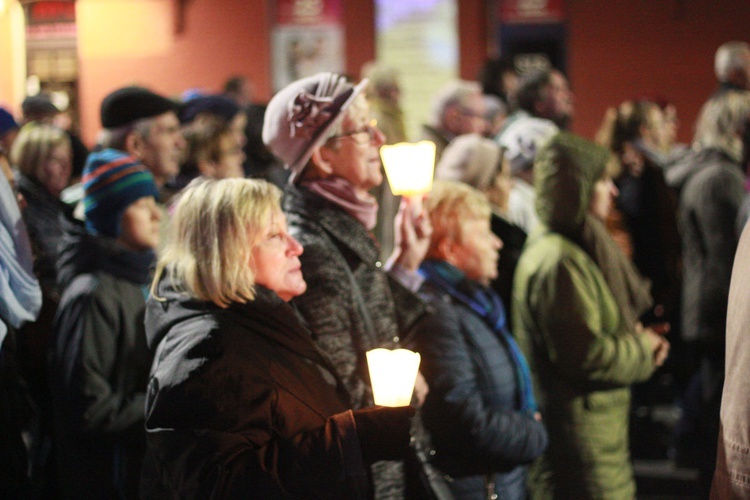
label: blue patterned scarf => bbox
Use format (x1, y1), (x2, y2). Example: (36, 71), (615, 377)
(420, 259), (537, 414)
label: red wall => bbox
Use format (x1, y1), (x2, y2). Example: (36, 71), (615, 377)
(566, 0), (750, 143)
(74, 0), (750, 147)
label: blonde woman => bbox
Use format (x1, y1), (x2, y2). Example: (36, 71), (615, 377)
(413, 180), (547, 499)
(141, 178), (415, 498)
(10, 123), (72, 295)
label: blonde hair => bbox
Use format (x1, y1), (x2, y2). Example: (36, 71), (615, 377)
(694, 90), (750, 162)
(425, 180), (491, 259)
(10, 122), (70, 182)
(152, 177), (282, 308)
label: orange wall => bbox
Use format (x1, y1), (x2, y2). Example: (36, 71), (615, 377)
(74, 0), (750, 146)
(76, 0), (274, 145)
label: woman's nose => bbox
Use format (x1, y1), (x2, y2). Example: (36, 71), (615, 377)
(287, 234), (303, 256)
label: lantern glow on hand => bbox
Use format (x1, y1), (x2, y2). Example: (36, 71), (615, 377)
(379, 141), (436, 196)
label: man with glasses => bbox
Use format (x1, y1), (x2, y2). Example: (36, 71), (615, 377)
(264, 72), (433, 498)
(420, 80), (487, 162)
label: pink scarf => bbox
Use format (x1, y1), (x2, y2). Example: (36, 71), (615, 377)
(300, 177), (379, 230)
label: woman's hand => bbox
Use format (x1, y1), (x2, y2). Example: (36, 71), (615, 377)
(639, 324), (671, 367)
(412, 371), (429, 408)
(390, 196), (433, 271)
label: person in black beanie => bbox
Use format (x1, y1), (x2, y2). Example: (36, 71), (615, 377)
(97, 86), (186, 191)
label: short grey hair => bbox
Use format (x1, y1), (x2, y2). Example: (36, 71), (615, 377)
(96, 116), (154, 151)
(714, 41), (750, 83)
(429, 80), (482, 128)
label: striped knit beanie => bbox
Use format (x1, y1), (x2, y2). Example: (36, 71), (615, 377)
(82, 148), (159, 238)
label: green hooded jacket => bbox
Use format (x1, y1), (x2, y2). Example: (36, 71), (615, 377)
(512, 132), (656, 499)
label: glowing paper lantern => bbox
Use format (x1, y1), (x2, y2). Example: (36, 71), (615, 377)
(380, 141), (436, 196)
(366, 348), (421, 407)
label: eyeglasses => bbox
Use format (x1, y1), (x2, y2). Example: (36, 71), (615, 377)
(327, 120), (381, 145)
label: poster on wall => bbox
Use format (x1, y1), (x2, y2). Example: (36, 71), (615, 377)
(499, 0), (565, 24)
(272, 0), (345, 91)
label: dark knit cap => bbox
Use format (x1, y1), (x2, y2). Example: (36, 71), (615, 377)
(82, 148), (160, 238)
(0, 107), (18, 138)
(179, 94), (241, 124)
(22, 94), (59, 119)
(100, 86), (178, 129)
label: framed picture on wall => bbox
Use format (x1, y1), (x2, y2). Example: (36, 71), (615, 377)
(271, 0), (345, 91)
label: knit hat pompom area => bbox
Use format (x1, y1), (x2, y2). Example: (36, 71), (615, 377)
(82, 148), (160, 238)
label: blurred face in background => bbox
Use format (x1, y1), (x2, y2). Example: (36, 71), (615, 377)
(589, 173), (619, 221)
(135, 111), (186, 186)
(42, 142), (72, 198)
(446, 93), (487, 136)
(118, 196), (162, 252)
(537, 71), (574, 128)
(448, 216), (503, 286)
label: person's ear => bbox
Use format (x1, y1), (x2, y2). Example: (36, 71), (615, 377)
(125, 130), (144, 158)
(437, 237), (458, 266)
(310, 147), (335, 176)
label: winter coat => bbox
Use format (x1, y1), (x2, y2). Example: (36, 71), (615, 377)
(141, 276), (378, 499)
(512, 132), (657, 499)
(616, 158), (681, 321)
(490, 211), (527, 330)
(414, 270), (548, 500)
(712, 223), (750, 498)
(284, 184), (428, 498)
(284, 185), (427, 408)
(50, 227), (154, 499)
(677, 148), (744, 348)
(17, 173), (67, 299)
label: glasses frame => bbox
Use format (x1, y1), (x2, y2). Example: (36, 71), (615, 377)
(326, 119), (380, 145)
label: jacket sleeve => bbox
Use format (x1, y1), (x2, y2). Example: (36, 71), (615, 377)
(144, 411), (370, 499)
(414, 300), (547, 471)
(530, 255), (655, 387)
(693, 169), (744, 344)
(55, 280), (146, 436)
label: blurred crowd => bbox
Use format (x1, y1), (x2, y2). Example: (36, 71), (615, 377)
(2, 40), (750, 500)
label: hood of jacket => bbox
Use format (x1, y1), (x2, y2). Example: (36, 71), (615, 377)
(56, 216), (155, 291)
(534, 131), (611, 237)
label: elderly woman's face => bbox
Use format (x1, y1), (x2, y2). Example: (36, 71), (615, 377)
(251, 210), (306, 302)
(448, 216), (502, 286)
(318, 99), (386, 195)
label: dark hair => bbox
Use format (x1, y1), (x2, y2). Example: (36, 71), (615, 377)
(223, 76), (247, 95)
(478, 58), (516, 101)
(515, 69), (554, 115)
(611, 100), (658, 154)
